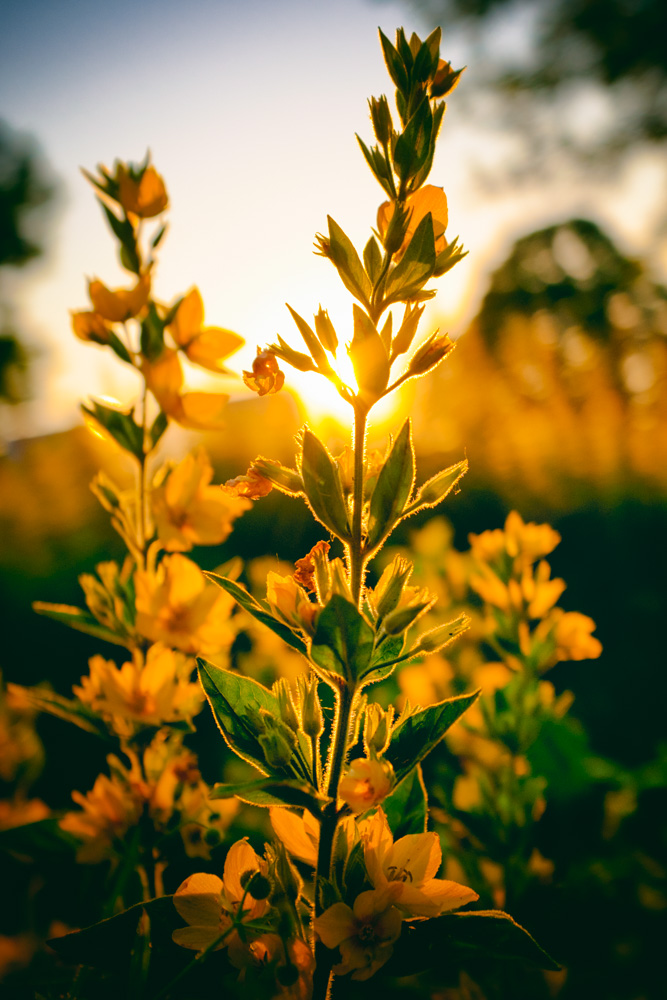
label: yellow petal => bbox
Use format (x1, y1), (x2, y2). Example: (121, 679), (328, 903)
(185, 328), (244, 372)
(388, 831), (441, 885)
(173, 872), (223, 927)
(71, 311), (112, 345)
(400, 878), (479, 917)
(177, 391), (229, 430)
(143, 348), (184, 410)
(118, 165), (168, 219)
(314, 902), (355, 949)
(270, 807), (318, 866)
(89, 272), (151, 322)
(223, 838), (260, 903)
(170, 288), (204, 347)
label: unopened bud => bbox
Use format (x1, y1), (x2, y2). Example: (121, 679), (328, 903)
(259, 728), (296, 769)
(276, 963), (300, 987)
(382, 595), (433, 635)
(329, 558), (352, 602)
(430, 60), (465, 99)
(273, 678), (300, 732)
(314, 306), (338, 353)
(364, 703), (394, 755)
(369, 95), (393, 146)
(373, 556), (413, 621)
(411, 613), (471, 654)
(407, 332), (455, 377)
(383, 201), (410, 255)
(298, 674), (324, 738)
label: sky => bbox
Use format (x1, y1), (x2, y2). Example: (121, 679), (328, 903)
(2, 0), (665, 438)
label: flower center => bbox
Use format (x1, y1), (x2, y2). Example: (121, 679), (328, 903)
(386, 864), (413, 883)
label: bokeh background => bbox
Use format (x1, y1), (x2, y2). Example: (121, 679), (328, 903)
(1, 0), (666, 997)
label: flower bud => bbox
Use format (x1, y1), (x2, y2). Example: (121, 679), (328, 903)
(406, 332), (455, 378)
(369, 95), (393, 146)
(297, 674), (324, 738)
(373, 556), (413, 622)
(382, 592), (433, 635)
(314, 306), (338, 353)
(329, 559), (352, 602)
(259, 724), (296, 770)
(338, 756), (395, 813)
(273, 678), (300, 732)
(71, 311), (113, 345)
(411, 612), (471, 654)
(363, 703), (394, 755)
(245, 872), (272, 900)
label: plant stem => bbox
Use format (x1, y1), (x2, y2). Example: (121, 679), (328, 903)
(350, 402), (368, 606)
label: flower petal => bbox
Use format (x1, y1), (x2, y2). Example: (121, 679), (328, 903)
(314, 902), (355, 949)
(173, 872), (223, 927)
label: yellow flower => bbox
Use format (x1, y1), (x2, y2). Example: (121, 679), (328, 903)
(362, 807), (478, 917)
(223, 467), (275, 499)
(88, 271), (151, 323)
(70, 311), (113, 345)
(314, 885), (403, 981)
(168, 288), (243, 373)
(553, 611), (602, 661)
(134, 553), (235, 655)
(142, 349), (230, 431)
(152, 448), (250, 552)
(243, 348), (285, 396)
(338, 757), (395, 814)
(266, 571), (320, 633)
(469, 512), (561, 571)
(59, 770), (143, 862)
(117, 164), (168, 218)
(172, 839), (270, 964)
(0, 797), (49, 831)
(522, 560), (566, 619)
(73, 644), (203, 736)
(377, 185), (448, 260)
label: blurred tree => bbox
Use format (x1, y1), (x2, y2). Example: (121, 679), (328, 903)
(0, 121), (56, 410)
(402, 0), (667, 203)
(415, 218), (667, 506)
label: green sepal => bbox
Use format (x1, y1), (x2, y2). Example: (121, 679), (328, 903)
(385, 690), (479, 784)
(210, 778), (325, 813)
(349, 305), (390, 401)
(250, 457), (304, 497)
(300, 429), (351, 540)
(383, 211), (436, 306)
(325, 217), (372, 310)
(47, 896), (175, 970)
(382, 764), (427, 837)
(390, 303), (424, 360)
(149, 410), (169, 449)
(205, 573), (307, 655)
(81, 399), (144, 458)
(0, 818), (79, 858)
(343, 839), (368, 900)
(269, 334), (318, 373)
(32, 601), (130, 647)
(98, 200), (140, 275)
(285, 305), (330, 372)
(152, 223), (167, 249)
(387, 909), (560, 978)
(8, 684), (112, 739)
(367, 419), (415, 549)
(405, 459), (468, 516)
(198, 658), (284, 775)
(140, 301), (165, 361)
(108, 332), (132, 364)
(434, 235), (468, 277)
(356, 135), (396, 198)
(310, 595), (375, 683)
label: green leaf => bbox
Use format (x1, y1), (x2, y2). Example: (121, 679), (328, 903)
(387, 909), (559, 978)
(205, 574), (308, 657)
(210, 778), (324, 813)
(9, 685), (111, 739)
(300, 429), (351, 540)
(406, 459), (468, 515)
(0, 819), (78, 858)
(382, 765), (427, 837)
(379, 29), (408, 93)
(140, 301), (165, 361)
(326, 217), (372, 310)
(363, 235), (383, 285)
(383, 211), (436, 305)
(393, 98), (433, 183)
(385, 691), (479, 783)
(310, 595), (375, 682)
(360, 633), (407, 687)
(367, 419), (415, 549)
(198, 658), (283, 774)
(48, 896), (175, 970)
(152, 223), (167, 249)
(81, 400), (144, 458)
(32, 602), (129, 647)
(286, 305), (330, 371)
